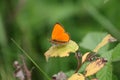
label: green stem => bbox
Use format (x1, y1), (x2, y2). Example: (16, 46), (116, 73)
(11, 38), (51, 80)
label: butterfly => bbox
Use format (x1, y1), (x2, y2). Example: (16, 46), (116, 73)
(50, 23), (70, 45)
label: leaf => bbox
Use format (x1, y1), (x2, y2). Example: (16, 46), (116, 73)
(82, 52), (90, 63)
(84, 58), (107, 77)
(101, 50), (112, 61)
(78, 62), (90, 73)
(96, 50), (113, 80)
(81, 34), (115, 63)
(80, 32), (107, 50)
(44, 40), (79, 61)
(112, 43), (120, 62)
(93, 34), (116, 53)
(68, 73), (85, 80)
(96, 63), (112, 80)
(65, 70), (75, 78)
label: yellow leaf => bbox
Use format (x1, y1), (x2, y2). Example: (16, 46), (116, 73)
(82, 52), (96, 63)
(68, 73), (85, 80)
(82, 34), (115, 64)
(85, 58), (107, 77)
(93, 34), (116, 53)
(44, 40), (79, 61)
(82, 52), (90, 63)
(91, 78), (98, 80)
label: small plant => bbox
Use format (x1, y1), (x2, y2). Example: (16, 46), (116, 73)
(44, 23), (116, 80)
(13, 23), (118, 80)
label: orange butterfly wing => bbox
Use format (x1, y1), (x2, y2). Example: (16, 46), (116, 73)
(51, 23), (70, 43)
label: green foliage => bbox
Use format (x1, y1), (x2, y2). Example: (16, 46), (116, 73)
(0, 0), (120, 80)
(96, 50), (113, 80)
(79, 32), (118, 80)
(80, 32), (107, 51)
(66, 70), (75, 78)
(112, 44), (120, 62)
(96, 62), (112, 80)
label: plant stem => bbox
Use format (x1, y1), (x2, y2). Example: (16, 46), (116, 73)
(75, 51), (82, 73)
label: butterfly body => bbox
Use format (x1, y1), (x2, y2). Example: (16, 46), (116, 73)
(51, 23), (70, 45)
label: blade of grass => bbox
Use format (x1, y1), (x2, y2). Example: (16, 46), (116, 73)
(11, 38), (51, 80)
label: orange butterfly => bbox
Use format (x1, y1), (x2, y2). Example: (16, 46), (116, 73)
(51, 23), (70, 44)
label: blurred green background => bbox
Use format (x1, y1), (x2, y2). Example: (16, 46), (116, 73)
(0, 0), (120, 80)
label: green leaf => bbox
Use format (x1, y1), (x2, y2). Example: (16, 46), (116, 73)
(96, 50), (113, 80)
(66, 70), (75, 77)
(79, 62), (90, 73)
(101, 50), (113, 61)
(79, 32), (107, 51)
(96, 62), (112, 80)
(112, 43), (120, 62)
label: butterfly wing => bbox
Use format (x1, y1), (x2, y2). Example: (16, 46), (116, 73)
(51, 23), (70, 43)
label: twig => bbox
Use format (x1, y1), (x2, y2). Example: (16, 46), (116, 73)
(75, 51), (82, 73)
